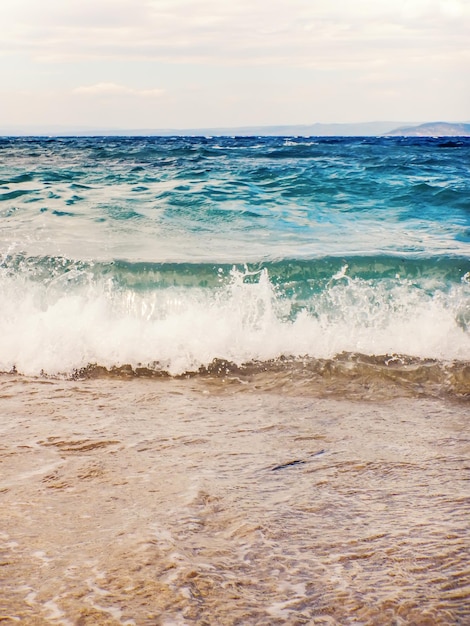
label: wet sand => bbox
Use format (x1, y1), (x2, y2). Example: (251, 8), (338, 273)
(0, 375), (469, 625)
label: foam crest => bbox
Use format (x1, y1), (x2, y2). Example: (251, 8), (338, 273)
(0, 264), (468, 377)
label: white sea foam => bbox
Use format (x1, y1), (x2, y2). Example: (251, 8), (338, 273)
(0, 267), (468, 377)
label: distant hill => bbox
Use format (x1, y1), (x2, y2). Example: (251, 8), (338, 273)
(0, 121), (405, 137)
(1, 121), (469, 137)
(385, 122), (470, 137)
(158, 121), (405, 137)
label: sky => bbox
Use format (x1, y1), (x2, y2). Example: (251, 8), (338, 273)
(0, 0), (469, 130)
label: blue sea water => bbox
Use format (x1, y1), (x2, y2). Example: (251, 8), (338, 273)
(0, 136), (469, 387)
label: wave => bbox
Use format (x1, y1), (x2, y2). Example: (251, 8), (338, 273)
(1, 136), (469, 266)
(0, 255), (468, 382)
(72, 355), (470, 400)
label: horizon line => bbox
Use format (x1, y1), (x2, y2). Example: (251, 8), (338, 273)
(1, 120), (469, 138)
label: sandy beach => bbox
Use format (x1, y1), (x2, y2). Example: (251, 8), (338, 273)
(1, 374), (468, 625)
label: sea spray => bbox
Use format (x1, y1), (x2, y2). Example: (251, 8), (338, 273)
(1, 257), (468, 376)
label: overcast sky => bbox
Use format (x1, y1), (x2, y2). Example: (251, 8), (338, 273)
(0, 0), (468, 129)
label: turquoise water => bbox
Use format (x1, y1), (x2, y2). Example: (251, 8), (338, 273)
(0, 136), (469, 380)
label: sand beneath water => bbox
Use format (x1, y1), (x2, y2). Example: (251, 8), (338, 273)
(0, 375), (469, 625)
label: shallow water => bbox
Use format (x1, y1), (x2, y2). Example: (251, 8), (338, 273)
(0, 375), (468, 625)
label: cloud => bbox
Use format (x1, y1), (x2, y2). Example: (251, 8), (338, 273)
(0, 0), (468, 127)
(0, 0), (468, 70)
(73, 82), (164, 97)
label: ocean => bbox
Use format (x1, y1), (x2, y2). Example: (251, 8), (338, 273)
(0, 136), (469, 624)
